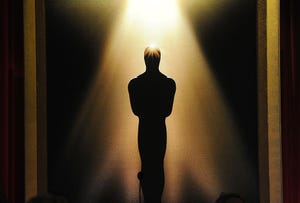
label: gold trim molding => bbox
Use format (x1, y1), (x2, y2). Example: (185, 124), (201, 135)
(24, 0), (38, 201)
(258, 0), (283, 202)
(24, 0), (47, 201)
(24, 0), (283, 202)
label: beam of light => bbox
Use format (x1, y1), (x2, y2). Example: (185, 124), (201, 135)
(65, 1), (258, 202)
(126, 0), (179, 34)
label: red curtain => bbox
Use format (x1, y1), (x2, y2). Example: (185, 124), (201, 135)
(281, 0), (300, 202)
(0, 0), (24, 202)
(0, 0), (300, 202)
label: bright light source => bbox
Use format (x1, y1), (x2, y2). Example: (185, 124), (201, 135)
(69, 1), (257, 202)
(149, 42), (158, 49)
(126, 0), (180, 34)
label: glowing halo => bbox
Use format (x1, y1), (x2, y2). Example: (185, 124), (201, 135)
(148, 42), (158, 50)
(63, 1), (258, 202)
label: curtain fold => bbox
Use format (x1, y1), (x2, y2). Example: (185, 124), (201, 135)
(1, 0), (300, 202)
(281, 0), (300, 202)
(0, 0), (24, 202)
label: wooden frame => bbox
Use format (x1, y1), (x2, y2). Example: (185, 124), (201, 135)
(24, 0), (47, 201)
(257, 0), (282, 202)
(23, 0), (282, 202)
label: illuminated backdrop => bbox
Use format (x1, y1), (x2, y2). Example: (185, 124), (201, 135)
(46, 0), (258, 202)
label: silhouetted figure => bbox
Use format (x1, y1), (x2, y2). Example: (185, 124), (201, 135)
(215, 192), (245, 203)
(128, 46), (176, 203)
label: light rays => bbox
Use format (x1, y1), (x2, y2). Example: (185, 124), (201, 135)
(126, 0), (179, 34)
(65, 1), (257, 202)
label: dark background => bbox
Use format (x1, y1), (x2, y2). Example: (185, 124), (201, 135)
(1, 0), (300, 202)
(46, 1), (257, 202)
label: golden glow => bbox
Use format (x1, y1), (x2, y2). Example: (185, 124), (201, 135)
(148, 42), (158, 50)
(126, 0), (180, 34)
(67, 1), (257, 202)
